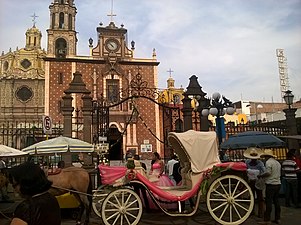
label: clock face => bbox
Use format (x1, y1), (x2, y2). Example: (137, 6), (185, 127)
(105, 39), (119, 52)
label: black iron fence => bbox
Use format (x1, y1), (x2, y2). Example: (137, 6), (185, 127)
(0, 120), (63, 149)
(208, 123), (288, 161)
(0, 117), (291, 161)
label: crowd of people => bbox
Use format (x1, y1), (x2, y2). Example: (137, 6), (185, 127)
(221, 147), (301, 225)
(1, 145), (300, 225)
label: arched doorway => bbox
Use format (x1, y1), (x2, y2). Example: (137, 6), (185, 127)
(108, 125), (122, 160)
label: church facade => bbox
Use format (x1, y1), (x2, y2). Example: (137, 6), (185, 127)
(0, 22), (46, 148)
(44, 0), (164, 160)
(0, 0), (184, 160)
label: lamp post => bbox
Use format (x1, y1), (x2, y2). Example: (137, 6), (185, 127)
(283, 90), (299, 153)
(202, 92), (235, 145)
(182, 75), (209, 131)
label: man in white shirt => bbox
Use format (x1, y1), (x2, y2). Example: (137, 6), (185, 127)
(167, 154), (178, 185)
(258, 149), (281, 225)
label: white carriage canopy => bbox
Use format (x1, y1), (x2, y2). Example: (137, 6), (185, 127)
(22, 136), (94, 155)
(168, 130), (221, 173)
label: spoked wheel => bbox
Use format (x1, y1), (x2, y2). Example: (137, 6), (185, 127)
(101, 188), (143, 225)
(207, 175), (254, 225)
(92, 185), (112, 218)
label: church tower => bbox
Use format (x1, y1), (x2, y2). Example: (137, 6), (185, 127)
(47, 0), (77, 58)
(25, 23), (42, 50)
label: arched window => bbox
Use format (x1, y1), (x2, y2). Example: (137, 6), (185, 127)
(107, 79), (119, 104)
(59, 0), (64, 4)
(3, 61), (9, 71)
(52, 13), (55, 29)
(59, 12), (64, 29)
(68, 14), (72, 29)
(55, 38), (67, 58)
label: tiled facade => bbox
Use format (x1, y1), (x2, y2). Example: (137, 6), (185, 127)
(44, 0), (162, 159)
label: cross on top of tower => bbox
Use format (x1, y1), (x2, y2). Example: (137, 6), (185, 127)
(167, 68), (174, 77)
(31, 13), (38, 27)
(107, 0), (116, 22)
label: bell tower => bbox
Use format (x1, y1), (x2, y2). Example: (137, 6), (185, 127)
(47, 0), (77, 58)
(25, 14), (42, 50)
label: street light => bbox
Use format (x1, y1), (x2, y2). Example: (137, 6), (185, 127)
(202, 92), (235, 145)
(283, 90), (294, 109)
(182, 75), (209, 131)
(283, 90), (299, 152)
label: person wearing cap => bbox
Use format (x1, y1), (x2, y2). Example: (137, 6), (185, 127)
(257, 149), (281, 225)
(244, 147), (266, 218)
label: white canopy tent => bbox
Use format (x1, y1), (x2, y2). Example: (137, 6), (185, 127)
(0, 145), (28, 157)
(22, 136), (94, 155)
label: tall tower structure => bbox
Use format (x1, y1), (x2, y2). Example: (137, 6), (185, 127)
(276, 49), (289, 100)
(47, 0), (77, 58)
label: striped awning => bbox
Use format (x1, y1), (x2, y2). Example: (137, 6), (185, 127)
(22, 136), (94, 155)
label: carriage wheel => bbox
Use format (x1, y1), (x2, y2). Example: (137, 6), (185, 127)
(206, 175), (254, 225)
(92, 185), (112, 218)
(101, 188), (143, 225)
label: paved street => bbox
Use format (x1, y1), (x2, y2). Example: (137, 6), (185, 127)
(1, 197), (301, 225)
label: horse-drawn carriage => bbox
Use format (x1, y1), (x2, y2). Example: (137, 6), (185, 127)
(92, 130), (254, 225)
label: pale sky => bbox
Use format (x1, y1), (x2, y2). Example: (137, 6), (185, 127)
(0, 0), (300, 103)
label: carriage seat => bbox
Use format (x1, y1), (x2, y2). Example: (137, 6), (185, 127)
(157, 161), (194, 191)
(145, 161), (204, 200)
(135, 170), (204, 202)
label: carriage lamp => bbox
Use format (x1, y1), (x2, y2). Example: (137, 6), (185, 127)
(201, 92), (235, 145)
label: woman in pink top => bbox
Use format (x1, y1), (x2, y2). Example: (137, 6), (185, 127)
(149, 152), (174, 186)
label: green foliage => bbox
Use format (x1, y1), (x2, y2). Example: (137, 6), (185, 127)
(126, 159), (135, 169)
(200, 165), (229, 195)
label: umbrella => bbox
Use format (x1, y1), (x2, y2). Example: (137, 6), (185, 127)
(22, 136), (94, 155)
(220, 131), (285, 150)
(0, 145), (28, 157)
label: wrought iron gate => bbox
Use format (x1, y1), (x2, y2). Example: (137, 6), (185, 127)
(91, 72), (182, 160)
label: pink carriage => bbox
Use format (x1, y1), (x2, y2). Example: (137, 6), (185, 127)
(92, 130), (254, 225)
